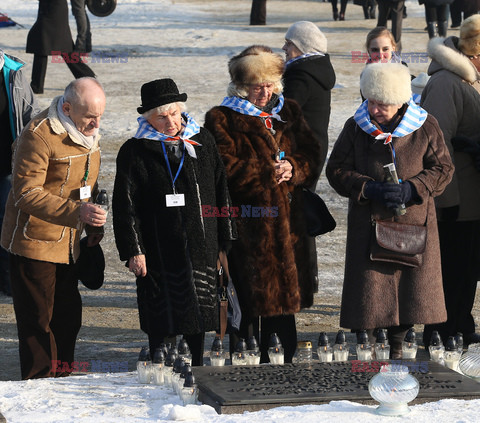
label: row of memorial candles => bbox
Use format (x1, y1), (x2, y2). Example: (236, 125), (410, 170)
(428, 330), (464, 371)
(136, 340), (198, 405)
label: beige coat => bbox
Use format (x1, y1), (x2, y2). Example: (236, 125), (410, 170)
(1, 97), (101, 264)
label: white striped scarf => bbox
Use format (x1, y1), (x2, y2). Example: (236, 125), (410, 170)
(220, 94), (285, 123)
(285, 52), (325, 67)
(134, 112), (201, 158)
(353, 98), (427, 144)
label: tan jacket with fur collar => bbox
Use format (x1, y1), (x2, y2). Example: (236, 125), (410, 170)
(1, 96), (102, 264)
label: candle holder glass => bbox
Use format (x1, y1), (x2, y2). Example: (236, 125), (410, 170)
(317, 345), (333, 362)
(368, 364), (420, 416)
(459, 343), (480, 380)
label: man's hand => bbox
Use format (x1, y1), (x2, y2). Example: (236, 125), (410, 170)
(128, 254), (147, 277)
(79, 202), (107, 227)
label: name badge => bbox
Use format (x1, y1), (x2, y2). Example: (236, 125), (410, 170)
(79, 185), (91, 200)
(166, 193), (185, 207)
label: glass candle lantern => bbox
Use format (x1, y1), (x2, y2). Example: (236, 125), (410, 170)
(246, 336), (261, 365)
(292, 341), (313, 364)
(333, 330), (349, 362)
(444, 337), (461, 372)
(178, 338), (192, 366)
(231, 338), (248, 366)
(369, 364), (420, 416)
(181, 372), (198, 406)
(374, 329), (390, 360)
(429, 331), (445, 363)
(459, 343), (480, 380)
(317, 332), (333, 362)
(209, 336), (228, 366)
(401, 328), (418, 359)
(268, 333), (284, 365)
(356, 330), (372, 361)
(136, 346), (152, 384)
(151, 347), (165, 385)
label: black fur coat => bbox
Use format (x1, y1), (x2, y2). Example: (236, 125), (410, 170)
(112, 128), (236, 337)
(204, 98), (321, 318)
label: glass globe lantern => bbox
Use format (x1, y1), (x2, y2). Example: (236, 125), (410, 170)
(368, 364), (419, 416)
(459, 343), (480, 381)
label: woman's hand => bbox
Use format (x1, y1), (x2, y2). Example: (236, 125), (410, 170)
(275, 159), (293, 184)
(129, 254), (147, 277)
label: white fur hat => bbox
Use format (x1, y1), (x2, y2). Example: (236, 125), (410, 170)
(285, 21), (327, 54)
(411, 72), (430, 95)
(360, 63), (412, 105)
(459, 14), (480, 56)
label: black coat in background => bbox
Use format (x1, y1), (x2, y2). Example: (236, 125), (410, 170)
(283, 54), (336, 176)
(112, 128), (236, 338)
(27, 0), (74, 56)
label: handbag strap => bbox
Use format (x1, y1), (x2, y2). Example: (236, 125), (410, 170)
(216, 252), (230, 340)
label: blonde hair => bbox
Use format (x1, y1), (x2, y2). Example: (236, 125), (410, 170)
(365, 27), (397, 53)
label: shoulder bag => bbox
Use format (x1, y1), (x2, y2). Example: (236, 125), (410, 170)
(302, 188), (336, 237)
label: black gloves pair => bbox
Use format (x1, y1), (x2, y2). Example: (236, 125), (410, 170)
(451, 136), (480, 172)
(364, 181), (413, 210)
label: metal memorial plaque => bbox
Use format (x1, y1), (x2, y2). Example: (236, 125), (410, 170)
(193, 361), (480, 414)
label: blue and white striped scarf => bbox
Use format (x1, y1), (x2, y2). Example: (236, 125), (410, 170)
(353, 98), (427, 144)
(134, 112), (201, 158)
(285, 52), (325, 67)
(220, 94), (285, 123)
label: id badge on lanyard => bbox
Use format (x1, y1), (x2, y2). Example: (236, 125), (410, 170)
(162, 142), (186, 207)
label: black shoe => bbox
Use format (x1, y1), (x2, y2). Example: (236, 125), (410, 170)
(464, 333), (480, 346)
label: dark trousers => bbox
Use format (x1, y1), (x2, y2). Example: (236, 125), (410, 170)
(423, 220), (480, 346)
(377, 0), (405, 51)
(230, 314), (297, 363)
(250, 0), (266, 25)
(331, 0), (348, 14)
(31, 54), (95, 94)
(148, 333), (205, 366)
(450, 0), (463, 27)
(0, 175), (11, 295)
(10, 254), (82, 379)
(71, 0), (92, 52)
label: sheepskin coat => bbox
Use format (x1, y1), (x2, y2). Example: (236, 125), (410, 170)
(283, 54), (336, 175)
(1, 97), (101, 264)
(421, 36), (480, 221)
(112, 127), (236, 338)
(204, 98), (321, 319)
(326, 113), (454, 330)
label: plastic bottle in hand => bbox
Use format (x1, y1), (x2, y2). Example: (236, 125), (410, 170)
(95, 189), (109, 217)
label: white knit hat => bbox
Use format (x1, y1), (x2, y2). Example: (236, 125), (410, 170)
(360, 63), (412, 105)
(285, 21), (327, 54)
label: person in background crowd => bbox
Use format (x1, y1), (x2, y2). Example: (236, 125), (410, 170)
(411, 72), (430, 104)
(365, 26), (399, 63)
(27, 0), (95, 94)
(327, 62), (454, 359)
(112, 79), (236, 366)
(331, 0), (349, 20)
(1, 77), (107, 379)
(250, 0), (267, 25)
(450, 0), (464, 28)
(420, 0), (452, 38)
(0, 49), (37, 297)
(282, 21), (336, 298)
(205, 45), (321, 363)
(71, 0), (92, 52)
(421, 14), (480, 348)
(377, 0), (405, 51)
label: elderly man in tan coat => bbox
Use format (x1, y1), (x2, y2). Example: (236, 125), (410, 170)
(1, 77), (107, 379)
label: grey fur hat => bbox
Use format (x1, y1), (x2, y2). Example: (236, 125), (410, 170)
(285, 21), (327, 54)
(360, 63), (412, 105)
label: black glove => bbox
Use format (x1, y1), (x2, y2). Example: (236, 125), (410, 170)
(438, 205), (460, 222)
(364, 181), (411, 209)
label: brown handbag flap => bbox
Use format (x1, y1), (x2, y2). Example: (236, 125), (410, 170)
(375, 220), (427, 255)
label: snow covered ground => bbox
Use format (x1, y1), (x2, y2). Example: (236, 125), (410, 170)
(1, 0), (480, 421)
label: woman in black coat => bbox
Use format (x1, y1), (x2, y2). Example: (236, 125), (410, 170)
(113, 79), (236, 365)
(26, 0), (94, 94)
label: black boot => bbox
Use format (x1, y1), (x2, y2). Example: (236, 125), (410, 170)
(438, 21), (448, 37)
(427, 22), (438, 39)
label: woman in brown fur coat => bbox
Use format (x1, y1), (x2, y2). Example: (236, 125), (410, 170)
(326, 63), (454, 358)
(204, 46), (321, 362)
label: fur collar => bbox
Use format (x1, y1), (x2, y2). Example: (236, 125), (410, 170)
(428, 36), (480, 83)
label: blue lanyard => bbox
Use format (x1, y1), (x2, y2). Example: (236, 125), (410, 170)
(161, 142), (185, 194)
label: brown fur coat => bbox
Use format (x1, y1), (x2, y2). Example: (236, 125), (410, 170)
(205, 98), (321, 318)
